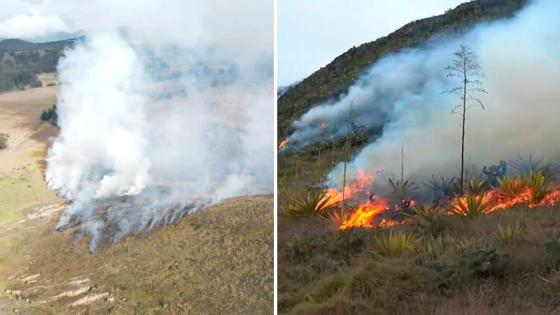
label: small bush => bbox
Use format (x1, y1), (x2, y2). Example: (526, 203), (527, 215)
(458, 247), (507, 278)
(545, 238), (560, 270)
(306, 275), (348, 303)
(372, 232), (421, 257)
(29, 80), (42, 88)
(284, 228), (370, 265)
(495, 223), (524, 246)
(405, 203), (444, 235)
(0, 134), (8, 150)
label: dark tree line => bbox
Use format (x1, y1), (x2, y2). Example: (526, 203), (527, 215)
(40, 104), (58, 126)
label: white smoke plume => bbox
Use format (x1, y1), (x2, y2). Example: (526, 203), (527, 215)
(45, 0), (273, 251)
(285, 0), (560, 190)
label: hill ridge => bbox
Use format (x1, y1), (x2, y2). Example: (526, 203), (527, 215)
(278, 0), (528, 135)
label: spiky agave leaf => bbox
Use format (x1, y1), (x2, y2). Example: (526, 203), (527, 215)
(525, 171), (554, 204)
(372, 231), (422, 257)
(450, 192), (494, 217)
(496, 176), (528, 198)
(286, 190), (339, 216)
(466, 178), (488, 195)
(495, 223), (524, 246)
(388, 178), (417, 201)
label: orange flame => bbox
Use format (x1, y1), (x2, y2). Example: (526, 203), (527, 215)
(339, 199), (390, 230)
(279, 139), (289, 149)
(317, 170), (395, 229)
(319, 169), (560, 231)
(319, 170), (374, 206)
(450, 186), (560, 215)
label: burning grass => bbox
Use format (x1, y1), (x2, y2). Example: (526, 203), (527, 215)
(279, 150), (560, 314)
(300, 169), (560, 232)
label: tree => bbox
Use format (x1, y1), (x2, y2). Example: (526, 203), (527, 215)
(444, 45), (487, 196)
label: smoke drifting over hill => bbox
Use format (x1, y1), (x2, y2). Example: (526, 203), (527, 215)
(285, 0), (560, 190)
(45, 0), (273, 250)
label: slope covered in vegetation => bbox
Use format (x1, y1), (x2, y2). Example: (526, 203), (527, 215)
(0, 38), (76, 92)
(278, 0), (527, 134)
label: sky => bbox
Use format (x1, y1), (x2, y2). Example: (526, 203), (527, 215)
(0, 0), (272, 59)
(278, 0), (466, 86)
(0, 0), (466, 85)
(0, 0), (76, 39)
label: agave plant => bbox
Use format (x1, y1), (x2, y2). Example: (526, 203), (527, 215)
(525, 171), (554, 204)
(388, 178), (417, 202)
(285, 190), (338, 216)
(511, 154), (544, 176)
(450, 192), (494, 217)
(319, 208), (351, 229)
(466, 178), (488, 195)
(372, 231), (422, 257)
(425, 176), (460, 202)
(495, 223), (524, 246)
(496, 176), (528, 198)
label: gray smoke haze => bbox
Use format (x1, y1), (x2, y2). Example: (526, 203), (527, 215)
(285, 0), (560, 190)
(45, 1), (273, 251)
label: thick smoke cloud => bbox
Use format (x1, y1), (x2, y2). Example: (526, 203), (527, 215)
(45, 1), (272, 250)
(286, 0), (560, 189)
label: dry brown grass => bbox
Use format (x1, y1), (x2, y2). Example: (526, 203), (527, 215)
(278, 145), (560, 314)
(0, 82), (273, 314)
(1, 195), (273, 314)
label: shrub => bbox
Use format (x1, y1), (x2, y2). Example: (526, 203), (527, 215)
(283, 229), (370, 265)
(450, 192), (494, 217)
(372, 232), (421, 257)
(306, 275), (348, 303)
(0, 134), (7, 150)
(405, 203), (444, 235)
(545, 238), (560, 270)
(495, 223), (524, 246)
(458, 247), (507, 278)
(29, 80), (42, 88)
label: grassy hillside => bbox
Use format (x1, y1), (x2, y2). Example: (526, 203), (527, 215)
(278, 0), (527, 135)
(1, 196), (273, 314)
(0, 38), (76, 92)
(278, 149), (560, 314)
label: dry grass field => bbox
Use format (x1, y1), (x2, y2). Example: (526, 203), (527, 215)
(0, 80), (274, 314)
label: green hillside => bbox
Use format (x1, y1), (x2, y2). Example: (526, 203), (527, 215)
(278, 0), (527, 135)
(0, 38), (77, 92)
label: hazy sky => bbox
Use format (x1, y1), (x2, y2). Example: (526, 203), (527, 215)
(278, 0), (465, 86)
